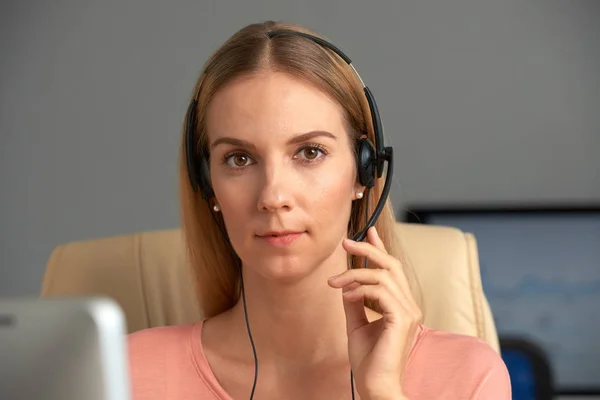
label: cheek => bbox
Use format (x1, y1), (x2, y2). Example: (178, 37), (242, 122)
(311, 176), (353, 210)
(305, 162), (356, 227)
(212, 177), (250, 223)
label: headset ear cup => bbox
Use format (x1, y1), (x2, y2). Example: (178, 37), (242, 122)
(198, 154), (215, 201)
(185, 100), (201, 192)
(356, 138), (376, 188)
(185, 99), (215, 200)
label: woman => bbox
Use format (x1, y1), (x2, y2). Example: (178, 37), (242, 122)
(128, 21), (511, 399)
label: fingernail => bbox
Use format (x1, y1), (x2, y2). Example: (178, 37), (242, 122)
(343, 238), (356, 244)
(328, 274), (339, 281)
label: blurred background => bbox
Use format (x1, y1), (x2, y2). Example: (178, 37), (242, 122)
(1, 0), (599, 398)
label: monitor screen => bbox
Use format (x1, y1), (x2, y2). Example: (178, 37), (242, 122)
(404, 207), (600, 392)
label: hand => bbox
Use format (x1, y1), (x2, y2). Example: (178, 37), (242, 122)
(328, 227), (422, 400)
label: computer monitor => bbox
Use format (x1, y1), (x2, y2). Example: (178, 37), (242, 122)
(403, 205), (600, 396)
(0, 297), (131, 400)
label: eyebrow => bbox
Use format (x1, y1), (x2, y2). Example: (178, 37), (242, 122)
(210, 130), (337, 150)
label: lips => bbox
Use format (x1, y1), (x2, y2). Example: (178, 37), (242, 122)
(256, 230), (305, 247)
(257, 230), (304, 237)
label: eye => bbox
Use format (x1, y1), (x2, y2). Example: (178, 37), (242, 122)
(302, 148), (320, 160)
(296, 144), (328, 162)
(225, 153), (254, 168)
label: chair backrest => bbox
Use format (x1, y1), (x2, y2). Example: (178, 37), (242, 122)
(40, 222), (500, 352)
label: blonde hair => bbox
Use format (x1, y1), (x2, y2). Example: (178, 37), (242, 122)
(179, 20), (421, 317)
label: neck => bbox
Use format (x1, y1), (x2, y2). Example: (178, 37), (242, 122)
(229, 246), (350, 367)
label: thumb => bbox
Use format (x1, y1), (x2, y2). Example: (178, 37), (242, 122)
(342, 282), (369, 335)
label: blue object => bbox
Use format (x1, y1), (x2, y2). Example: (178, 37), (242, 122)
(502, 349), (536, 399)
(500, 337), (554, 400)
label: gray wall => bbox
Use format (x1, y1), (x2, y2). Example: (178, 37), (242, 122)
(1, 0), (599, 297)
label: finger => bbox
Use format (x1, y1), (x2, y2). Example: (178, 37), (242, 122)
(343, 284), (402, 325)
(341, 281), (369, 335)
(328, 267), (384, 287)
(367, 226), (387, 254)
(328, 268), (402, 303)
(342, 238), (398, 273)
(331, 268), (406, 306)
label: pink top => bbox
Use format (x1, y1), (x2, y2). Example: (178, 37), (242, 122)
(128, 321), (511, 399)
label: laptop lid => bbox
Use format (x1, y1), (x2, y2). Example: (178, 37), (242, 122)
(0, 297), (131, 400)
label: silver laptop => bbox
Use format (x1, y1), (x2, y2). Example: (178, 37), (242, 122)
(0, 297), (131, 400)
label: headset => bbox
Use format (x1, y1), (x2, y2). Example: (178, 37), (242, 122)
(184, 29), (395, 399)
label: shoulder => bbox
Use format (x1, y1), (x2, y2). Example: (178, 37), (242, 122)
(128, 323), (196, 350)
(127, 322), (194, 362)
(127, 324), (195, 367)
(414, 326), (501, 364)
(405, 326), (511, 399)
(127, 323), (200, 399)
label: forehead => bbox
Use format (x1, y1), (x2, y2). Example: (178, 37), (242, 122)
(205, 72), (348, 144)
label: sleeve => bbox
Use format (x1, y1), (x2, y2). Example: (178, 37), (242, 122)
(473, 355), (512, 400)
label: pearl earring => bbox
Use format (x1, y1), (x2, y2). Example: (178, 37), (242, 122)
(356, 192), (364, 199)
(213, 204), (220, 212)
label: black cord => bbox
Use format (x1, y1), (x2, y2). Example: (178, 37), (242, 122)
(364, 189), (371, 270)
(208, 205), (259, 400)
(239, 263), (259, 400)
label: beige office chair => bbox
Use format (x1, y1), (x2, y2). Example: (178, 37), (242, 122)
(40, 222), (500, 353)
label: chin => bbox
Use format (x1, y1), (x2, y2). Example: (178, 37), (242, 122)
(248, 253), (320, 284)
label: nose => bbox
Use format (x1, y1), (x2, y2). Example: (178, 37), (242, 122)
(256, 161), (295, 213)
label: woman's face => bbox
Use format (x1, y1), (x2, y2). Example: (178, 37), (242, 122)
(205, 71), (363, 282)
